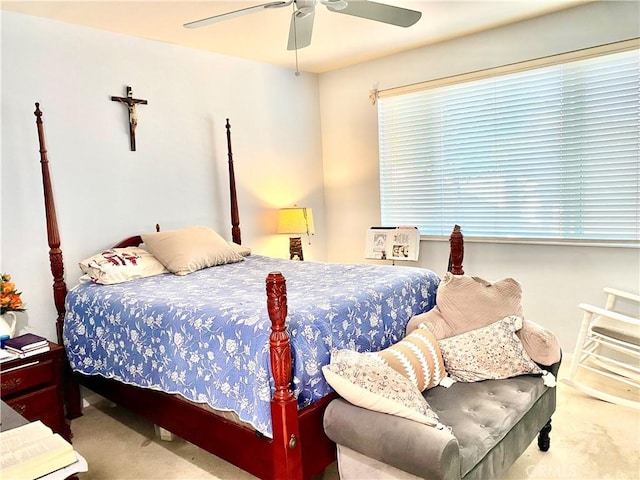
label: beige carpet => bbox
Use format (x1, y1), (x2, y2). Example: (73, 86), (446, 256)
(71, 361), (639, 480)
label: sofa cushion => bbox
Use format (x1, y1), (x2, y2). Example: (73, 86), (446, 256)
(426, 376), (553, 478)
(322, 349), (442, 427)
(436, 315), (543, 382)
(372, 328), (446, 391)
(406, 273), (561, 365)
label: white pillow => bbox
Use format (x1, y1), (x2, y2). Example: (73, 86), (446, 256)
(79, 247), (168, 284)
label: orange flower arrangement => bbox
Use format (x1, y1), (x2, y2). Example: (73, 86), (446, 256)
(1, 273), (25, 315)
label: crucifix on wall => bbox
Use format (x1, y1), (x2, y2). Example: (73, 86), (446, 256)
(111, 86), (148, 151)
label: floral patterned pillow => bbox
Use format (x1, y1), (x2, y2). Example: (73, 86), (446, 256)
(322, 349), (443, 427)
(436, 315), (544, 382)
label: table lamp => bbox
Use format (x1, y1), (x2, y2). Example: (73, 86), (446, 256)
(277, 207), (314, 261)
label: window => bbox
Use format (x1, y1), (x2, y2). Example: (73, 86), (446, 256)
(378, 43), (640, 244)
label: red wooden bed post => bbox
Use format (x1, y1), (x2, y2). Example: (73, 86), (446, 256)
(35, 103), (83, 419)
(448, 224), (464, 275)
(226, 119), (241, 245)
(266, 272), (303, 479)
(35, 103), (68, 344)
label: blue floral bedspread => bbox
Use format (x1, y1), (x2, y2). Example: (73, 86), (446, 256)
(63, 255), (439, 437)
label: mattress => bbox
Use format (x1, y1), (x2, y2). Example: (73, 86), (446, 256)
(63, 255), (439, 437)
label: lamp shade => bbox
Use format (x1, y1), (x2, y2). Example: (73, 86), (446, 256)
(277, 207), (315, 235)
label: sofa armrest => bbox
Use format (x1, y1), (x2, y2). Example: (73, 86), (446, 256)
(324, 398), (461, 480)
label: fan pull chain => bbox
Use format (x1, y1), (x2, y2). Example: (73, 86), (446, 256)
(292, 3), (300, 76)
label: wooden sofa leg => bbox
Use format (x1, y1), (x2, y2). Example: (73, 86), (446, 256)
(538, 419), (552, 452)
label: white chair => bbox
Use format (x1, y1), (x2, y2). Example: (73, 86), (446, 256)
(563, 287), (640, 409)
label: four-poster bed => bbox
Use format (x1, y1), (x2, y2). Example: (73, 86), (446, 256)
(34, 103), (464, 480)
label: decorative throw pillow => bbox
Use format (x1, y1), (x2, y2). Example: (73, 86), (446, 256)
(79, 247), (168, 284)
(141, 225), (244, 275)
(322, 349), (443, 427)
(228, 241), (251, 257)
(435, 315), (544, 383)
(407, 273), (523, 337)
(517, 320), (562, 366)
(406, 273), (561, 366)
(371, 328), (446, 391)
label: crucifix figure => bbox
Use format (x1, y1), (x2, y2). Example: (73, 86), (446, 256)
(111, 86), (148, 151)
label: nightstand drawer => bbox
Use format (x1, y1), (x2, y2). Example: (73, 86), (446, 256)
(4, 384), (58, 421)
(0, 359), (55, 397)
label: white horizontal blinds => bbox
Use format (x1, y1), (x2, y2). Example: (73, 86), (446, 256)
(378, 47), (640, 241)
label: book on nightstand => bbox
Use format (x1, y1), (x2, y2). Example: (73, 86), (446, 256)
(4, 333), (48, 351)
(0, 348), (18, 363)
(0, 420), (77, 480)
(3, 333), (50, 358)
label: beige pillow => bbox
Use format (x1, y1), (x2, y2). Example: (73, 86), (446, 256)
(517, 320), (562, 366)
(407, 273), (561, 365)
(435, 315), (544, 382)
(79, 247), (168, 284)
(322, 349), (443, 427)
(228, 241), (251, 257)
(141, 225), (244, 275)
(407, 273), (524, 336)
(372, 328), (446, 391)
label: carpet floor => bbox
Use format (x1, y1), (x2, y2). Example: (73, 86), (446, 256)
(71, 360), (639, 479)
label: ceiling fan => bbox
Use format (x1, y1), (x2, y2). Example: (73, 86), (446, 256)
(184, 0), (422, 51)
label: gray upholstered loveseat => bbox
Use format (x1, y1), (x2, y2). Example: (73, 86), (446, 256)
(324, 358), (560, 479)
(322, 273), (562, 479)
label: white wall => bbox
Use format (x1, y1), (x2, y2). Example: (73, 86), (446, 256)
(318, 1), (640, 351)
(2, 4), (639, 352)
(1, 12), (326, 341)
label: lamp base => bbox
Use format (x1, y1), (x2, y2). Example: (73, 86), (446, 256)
(289, 237), (304, 261)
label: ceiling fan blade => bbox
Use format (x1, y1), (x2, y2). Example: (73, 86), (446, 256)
(327, 1), (421, 27)
(184, 1), (291, 29)
(287, 9), (315, 50)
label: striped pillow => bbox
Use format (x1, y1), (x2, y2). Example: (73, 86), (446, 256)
(372, 328), (446, 391)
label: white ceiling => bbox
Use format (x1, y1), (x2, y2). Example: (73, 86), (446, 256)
(2, 0), (589, 73)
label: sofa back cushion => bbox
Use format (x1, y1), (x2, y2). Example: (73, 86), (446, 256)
(406, 273), (561, 366)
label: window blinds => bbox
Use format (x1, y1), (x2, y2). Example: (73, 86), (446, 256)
(378, 47), (640, 243)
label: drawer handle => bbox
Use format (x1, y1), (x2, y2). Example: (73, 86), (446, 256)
(1, 377), (22, 390)
(13, 404), (27, 415)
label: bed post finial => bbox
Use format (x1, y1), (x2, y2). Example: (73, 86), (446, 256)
(266, 271), (303, 479)
(266, 272), (293, 402)
(226, 119), (241, 245)
(448, 224), (464, 275)
(35, 102), (69, 344)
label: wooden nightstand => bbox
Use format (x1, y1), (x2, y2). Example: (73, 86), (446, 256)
(1, 341), (71, 442)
